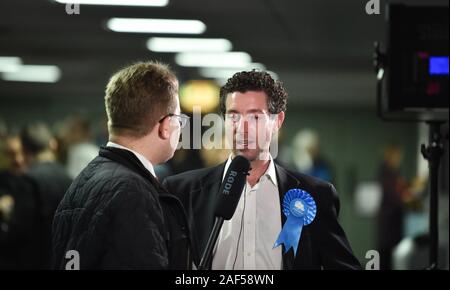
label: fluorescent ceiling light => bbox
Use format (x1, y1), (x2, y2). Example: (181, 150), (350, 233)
(0, 56), (22, 73)
(54, 0), (168, 7)
(1, 65), (61, 83)
(107, 18), (206, 34)
(147, 37), (232, 52)
(175, 52), (252, 68)
(199, 63), (266, 79)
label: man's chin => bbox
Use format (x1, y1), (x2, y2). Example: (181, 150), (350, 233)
(233, 149), (258, 162)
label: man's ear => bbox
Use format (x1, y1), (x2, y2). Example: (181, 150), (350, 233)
(158, 116), (171, 140)
(273, 111), (285, 133)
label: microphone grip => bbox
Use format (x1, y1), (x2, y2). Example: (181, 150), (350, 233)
(198, 217), (224, 270)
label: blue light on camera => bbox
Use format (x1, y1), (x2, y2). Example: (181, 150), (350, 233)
(429, 56), (449, 75)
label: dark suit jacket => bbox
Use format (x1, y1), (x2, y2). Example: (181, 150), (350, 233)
(163, 162), (362, 270)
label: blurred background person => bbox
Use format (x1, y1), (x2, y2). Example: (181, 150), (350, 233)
(0, 133), (26, 176)
(63, 116), (99, 179)
(290, 129), (334, 183)
(0, 131), (37, 269)
(19, 122), (72, 269)
(0, 119), (8, 170)
(376, 143), (426, 270)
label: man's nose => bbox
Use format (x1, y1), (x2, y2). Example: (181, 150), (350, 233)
(236, 117), (249, 134)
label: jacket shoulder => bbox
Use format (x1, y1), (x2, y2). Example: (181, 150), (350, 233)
(279, 166), (340, 215)
(163, 164), (223, 204)
(80, 156), (148, 185)
(165, 165), (220, 181)
(164, 164), (223, 189)
(284, 167), (334, 190)
(60, 156), (154, 210)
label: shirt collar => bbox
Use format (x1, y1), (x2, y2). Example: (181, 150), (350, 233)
(106, 141), (157, 178)
(222, 154), (278, 187)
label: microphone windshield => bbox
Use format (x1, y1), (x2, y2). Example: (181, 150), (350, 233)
(214, 155), (251, 220)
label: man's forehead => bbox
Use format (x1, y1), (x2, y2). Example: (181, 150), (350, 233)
(227, 90), (267, 99)
(226, 108), (267, 114)
(225, 91), (268, 111)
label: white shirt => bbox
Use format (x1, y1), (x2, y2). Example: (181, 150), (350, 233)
(106, 141), (157, 178)
(212, 155), (283, 270)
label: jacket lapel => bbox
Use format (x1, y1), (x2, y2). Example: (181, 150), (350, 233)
(194, 164), (226, 253)
(275, 163), (301, 270)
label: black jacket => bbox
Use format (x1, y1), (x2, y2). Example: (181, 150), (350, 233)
(0, 172), (40, 269)
(163, 162), (362, 270)
(52, 146), (194, 269)
(26, 161), (72, 269)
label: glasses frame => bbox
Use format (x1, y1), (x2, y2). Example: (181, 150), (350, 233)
(159, 113), (190, 128)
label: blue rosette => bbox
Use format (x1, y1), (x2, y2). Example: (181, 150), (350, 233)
(273, 189), (317, 256)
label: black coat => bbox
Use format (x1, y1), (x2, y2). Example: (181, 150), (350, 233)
(0, 163), (70, 270)
(26, 161), (72, 269)
(52, 146), (194, 269)
(163, 162), (362, 270)
(0, 172), (40, 269)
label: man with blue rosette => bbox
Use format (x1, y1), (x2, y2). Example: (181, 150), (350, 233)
(164, 70), (361, 270)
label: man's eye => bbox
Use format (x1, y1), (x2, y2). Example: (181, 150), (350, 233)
(228, 114), (239, 122)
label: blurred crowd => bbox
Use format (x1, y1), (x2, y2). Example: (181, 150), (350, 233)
(0, 116), (102, 269)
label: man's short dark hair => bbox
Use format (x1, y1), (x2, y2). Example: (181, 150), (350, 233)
(20, 122), (53, 155)
(105, 61), (178, 137)
(219, 70), (288, 115)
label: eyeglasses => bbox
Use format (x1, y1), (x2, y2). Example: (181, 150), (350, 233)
(159, 113), (190, 128)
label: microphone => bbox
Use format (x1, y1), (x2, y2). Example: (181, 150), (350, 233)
(197, 155), (250, 270)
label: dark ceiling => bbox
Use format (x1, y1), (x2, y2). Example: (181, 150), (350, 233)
(0, 0), (448, 107)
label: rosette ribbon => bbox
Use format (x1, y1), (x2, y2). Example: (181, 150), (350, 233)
(273, 189), (317, 256)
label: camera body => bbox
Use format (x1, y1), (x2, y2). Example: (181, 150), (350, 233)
(378, 4), (449, 121)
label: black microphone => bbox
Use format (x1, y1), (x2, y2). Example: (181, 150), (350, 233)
(197, 155), (250, 270)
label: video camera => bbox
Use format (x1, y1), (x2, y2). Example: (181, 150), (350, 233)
(375, 4), (449, 121)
